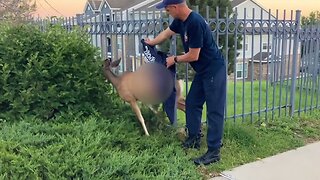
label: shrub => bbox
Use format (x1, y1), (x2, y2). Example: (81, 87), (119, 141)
(0, 114), (202, 179)
(0, 23), (114, 120)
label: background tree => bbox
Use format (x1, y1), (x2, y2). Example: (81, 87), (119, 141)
(189, 0), (242, 77)
(300, 11), (320, 59)
(0, 0), (36, 22)
(301, 11), (320, 26)
(160, 0), (242, 81)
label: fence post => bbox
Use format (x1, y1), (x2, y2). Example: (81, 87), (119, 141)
(289, 10), (301, 116)
(101, 14), (107, 59)
(169, 16), (178, 126)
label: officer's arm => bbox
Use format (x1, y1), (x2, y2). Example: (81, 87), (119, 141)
(147, 28), (175, 46)
(176, 48), (201, 62)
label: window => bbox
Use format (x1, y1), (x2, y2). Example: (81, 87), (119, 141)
(236, 63), (248, 79)
(245, 43), (249, 51)
(263, 43), (271, 50)
(117, 36), (122, 49)
(244, 36), (249, 51)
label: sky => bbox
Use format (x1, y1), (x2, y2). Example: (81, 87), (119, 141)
(33, 0), (320, 18)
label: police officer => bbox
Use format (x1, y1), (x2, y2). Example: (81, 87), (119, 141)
(145, 0), (226, 165)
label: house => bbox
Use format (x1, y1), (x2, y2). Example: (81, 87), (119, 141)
(81, 0), (163, 72)
(230, 0), (301, 81)
(79, 0), (300, 80)
(83, 0), (160, 14)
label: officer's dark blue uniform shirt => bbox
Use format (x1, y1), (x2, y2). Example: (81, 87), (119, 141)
(169, 11), (225, 75)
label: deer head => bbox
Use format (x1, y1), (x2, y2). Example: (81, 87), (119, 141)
(103, 58), (122, 88)
(104, 58), (121, 69)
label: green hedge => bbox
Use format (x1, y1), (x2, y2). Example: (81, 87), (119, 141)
(0, 114), (202, 179)
(0, 23), (203, 179)
(0, 23), (114, 120)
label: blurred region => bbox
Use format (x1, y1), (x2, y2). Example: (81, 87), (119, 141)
(133, 63), (174, 105)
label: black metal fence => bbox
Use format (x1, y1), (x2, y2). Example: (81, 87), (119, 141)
(34, 7), (320, 123)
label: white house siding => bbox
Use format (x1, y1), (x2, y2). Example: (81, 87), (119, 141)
(233, 0), (276, 60)
(242, 35), (294, 57)
(82, 0), (301, 76)
(233, 0), (274, 20)
(230, 0), (301, 80)
(241, 34), (270, 59)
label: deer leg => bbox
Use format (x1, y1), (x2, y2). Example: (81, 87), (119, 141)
(130, 101), (150, 136)
(177, 98), (186, 112)
(146, 104), (160, 114)
(175, 79), (186, 113)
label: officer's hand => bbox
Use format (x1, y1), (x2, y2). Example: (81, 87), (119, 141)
(144, 38), (153, 45)
(166, 56), (175, 68)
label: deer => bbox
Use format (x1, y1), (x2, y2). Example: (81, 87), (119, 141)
(175, 79), (186, 112)
(103, 58), (186, 136)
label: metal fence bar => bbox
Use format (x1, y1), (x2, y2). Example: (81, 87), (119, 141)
(242, 8), (247, 122)
(224, 7), (229, 122)
(233, 8), (238, 123)
(265, 9), (272, 122)
(258, 8), (263, 121)
(303, 27), (311, 113)
(298, 35), (308, 116)
(250, 8), (255, 123)
(215, 6), (219, 49)
(271, 10), (279, 121)
(315, 25), (320, 109)
(165, 12), (178, 124)
(289, 10), (301, 116)
(139, 10), (143, 70)
(226, 105), (288, 120)
(120, 11), (125, 72)
(310, 29), (316, 112)
(284, 10), (294, 116)
(278, 10), (286, 117)
(313, 26), (320, 111)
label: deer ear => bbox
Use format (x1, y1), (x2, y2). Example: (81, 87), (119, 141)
(111, 58), (121, 67)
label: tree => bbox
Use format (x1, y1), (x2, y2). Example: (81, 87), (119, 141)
(188, 0), (241, 76)
(301, 11), (320, 26)
(0, 0), (36, 21)
(300, 11), (320, 60)
(160, 0), (242, 80)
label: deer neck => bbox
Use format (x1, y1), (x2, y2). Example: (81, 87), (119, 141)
(104, 68), (119, 88)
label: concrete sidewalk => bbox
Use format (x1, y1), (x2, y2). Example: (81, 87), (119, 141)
(212, 141), (320, 180)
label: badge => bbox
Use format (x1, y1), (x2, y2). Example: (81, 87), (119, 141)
(184, 31), (188, 43)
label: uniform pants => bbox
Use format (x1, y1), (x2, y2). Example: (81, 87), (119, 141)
(186, 65), (226, 150)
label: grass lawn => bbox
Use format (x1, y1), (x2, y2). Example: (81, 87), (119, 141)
(1, 80), (320, 179)
(1, 104), (320, 179)
(177, 78), (320, 123)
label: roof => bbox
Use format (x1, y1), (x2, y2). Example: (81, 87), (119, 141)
(231, 0), (271, 11)
(253, 52), (271, 61)
(88, 0), (103, 10)
(250, 52), (280, 63)
(231, 0), (247, 7)
(84, 0), (274, 17)
(85, 0), (162, 11)
(231, 0), (276, 19)
(133, 1), (162, 11)
(108, 0), (148, 10)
